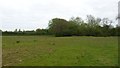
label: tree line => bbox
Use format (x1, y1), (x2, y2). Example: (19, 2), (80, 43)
(2, 15), (120, 37)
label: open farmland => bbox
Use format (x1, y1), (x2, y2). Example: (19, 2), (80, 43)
(2, 36), (118, 66)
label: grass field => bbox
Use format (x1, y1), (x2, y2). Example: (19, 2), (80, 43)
(2, 36), (118, 66)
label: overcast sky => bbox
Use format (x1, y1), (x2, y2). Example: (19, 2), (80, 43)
(0, 0), (119, 31)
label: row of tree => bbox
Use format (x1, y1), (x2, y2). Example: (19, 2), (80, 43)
(2, 15), (120, 37)
(2, 29), (50, 36)
(49, 15), (120, 37)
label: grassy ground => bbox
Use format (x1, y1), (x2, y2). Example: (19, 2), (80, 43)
(2, 36), (118, 66)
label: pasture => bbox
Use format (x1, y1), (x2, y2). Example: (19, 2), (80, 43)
(2, 36), (118, 66)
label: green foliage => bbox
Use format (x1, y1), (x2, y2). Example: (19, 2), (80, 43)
(48, 16), (118, 37)
(36, 29), (49, 35)
(49, 18), (69, 36)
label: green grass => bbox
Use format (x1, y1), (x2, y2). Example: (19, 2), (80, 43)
(2, 36), (118, 66)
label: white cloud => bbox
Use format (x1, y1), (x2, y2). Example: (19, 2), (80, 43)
(0, 0), (119, 31)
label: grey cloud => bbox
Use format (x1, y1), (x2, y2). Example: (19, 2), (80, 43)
(0, 0), (119, 31)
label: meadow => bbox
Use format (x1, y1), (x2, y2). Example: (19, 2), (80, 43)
(2, 36), (118, 66)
